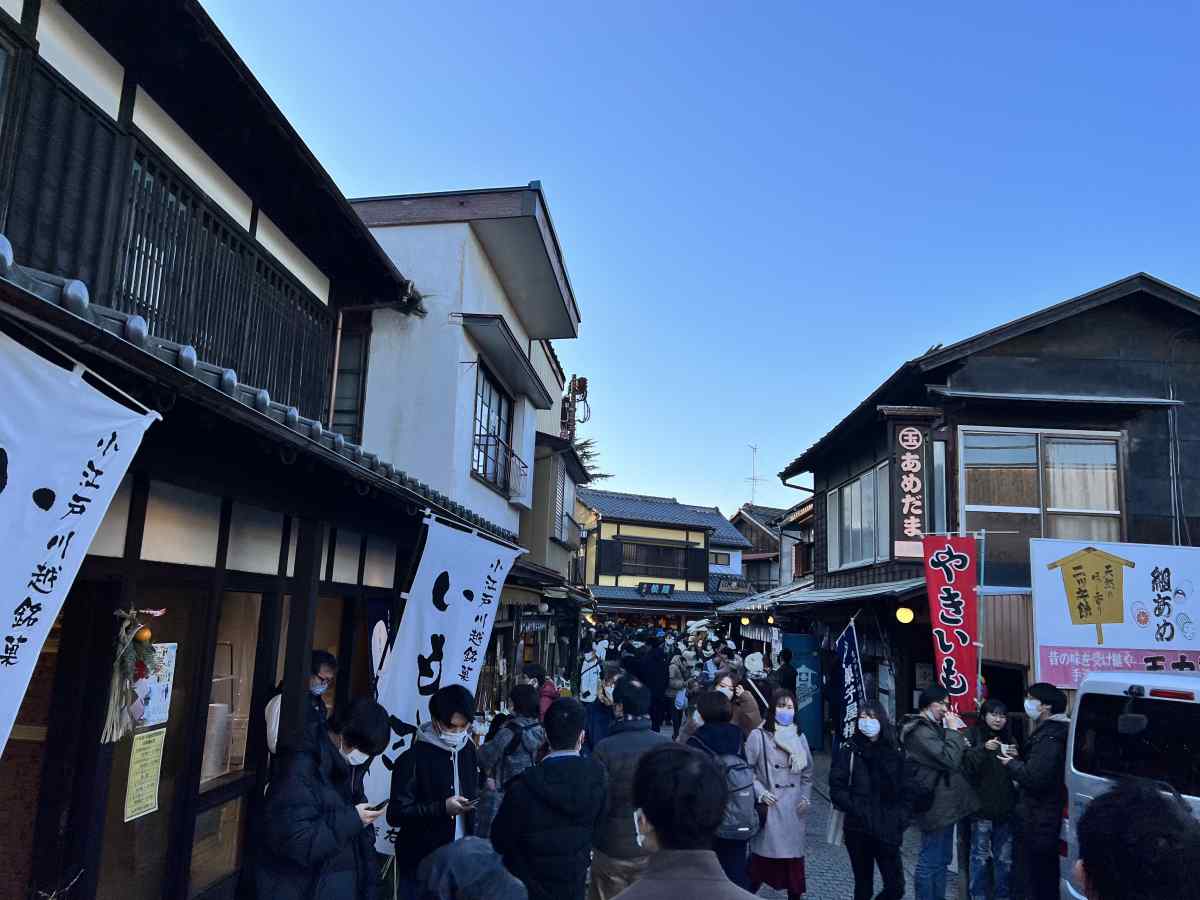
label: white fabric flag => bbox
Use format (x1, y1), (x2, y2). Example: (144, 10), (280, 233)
(364, 515), (522, 854)
(0, 330), (158, 753)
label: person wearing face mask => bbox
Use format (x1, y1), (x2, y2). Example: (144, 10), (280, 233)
(997, 683), (1070, 900)
(901, 686), (980, 900)
(744, 689), (813, 900)
(829, 702), (908, 900)
(255, 697), (389, 900)
(616, 744), (757, 900)
(589, 677), (670, 900)
(264, 651), (338, 765)
(388, 684), (480, 900)
(716, 669), (763, 738)
(962, 700), (1019, 900)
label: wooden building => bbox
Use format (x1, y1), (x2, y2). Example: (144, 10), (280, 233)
(761, 274), (1200, 720)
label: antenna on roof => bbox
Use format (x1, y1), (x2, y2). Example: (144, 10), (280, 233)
(746, 444), (767, 505)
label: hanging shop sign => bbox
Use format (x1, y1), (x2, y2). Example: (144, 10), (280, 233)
(366, 515), (523, 854)
(834, 620), (866, 753)
(922, 535), (980, 711)
(1031, 538), (1200, 689)
(0, 330), (157, 754)
(893, 423), (929, 558)
(123, 727), (167, 822)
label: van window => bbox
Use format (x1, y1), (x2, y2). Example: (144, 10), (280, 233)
(1072, 694), (1200, 797)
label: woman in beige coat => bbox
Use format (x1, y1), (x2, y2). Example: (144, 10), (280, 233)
(744, 689), (814, 900)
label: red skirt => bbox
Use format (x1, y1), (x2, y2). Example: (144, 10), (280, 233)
(749, 854), (807, 895)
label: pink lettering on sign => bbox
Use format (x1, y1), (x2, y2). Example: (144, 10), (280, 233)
(1040, 644), (1200, 689)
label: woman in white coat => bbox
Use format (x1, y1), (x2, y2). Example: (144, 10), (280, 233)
(745, 689), (814, 900)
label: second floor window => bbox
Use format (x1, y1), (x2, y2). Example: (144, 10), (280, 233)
(962, 429), (1121, 587)
(827, 462), (890, 571)
(710, 551), (731, 566)
(621, 543), (686, 578)
(472, 363), (514, 489)
(331, 315), (370, 443)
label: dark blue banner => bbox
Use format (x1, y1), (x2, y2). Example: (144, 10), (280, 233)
(832, 621), (866, 768)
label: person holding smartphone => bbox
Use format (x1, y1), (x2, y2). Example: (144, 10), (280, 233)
(255, 697), (390, 900)
(388, 684), (480, 900)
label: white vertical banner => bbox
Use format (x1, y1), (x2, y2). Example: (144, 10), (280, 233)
(365, 516), (523, 853)
(0, 330), (158, 753)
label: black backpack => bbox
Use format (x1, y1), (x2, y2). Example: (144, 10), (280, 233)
(694, 737), (761, 841)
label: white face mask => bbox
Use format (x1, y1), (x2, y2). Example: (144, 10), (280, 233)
(341, 745), (369, 766)
(437, 725), (469, 751)
(633, 808), (646, 848)
(692, 709), (704, 726)
(310, 682), (329, 696)
(858, 717), (881, 738)
(1023, 699), (1043, 721)
(717, 686), (734, 699)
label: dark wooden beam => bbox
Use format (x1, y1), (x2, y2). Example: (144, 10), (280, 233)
(279, 518), (323, 750)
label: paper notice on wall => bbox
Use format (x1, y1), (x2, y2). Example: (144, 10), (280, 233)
(364, 516), (523, 855)
(124, 727), (167, 822)
(0, 330), (158, 755)
(136, 643), (177, 729)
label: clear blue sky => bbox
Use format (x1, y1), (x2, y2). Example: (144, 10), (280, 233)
(203, 1), (1200, 517)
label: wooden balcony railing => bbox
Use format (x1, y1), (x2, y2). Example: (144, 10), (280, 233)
(113, 147), (335, 419)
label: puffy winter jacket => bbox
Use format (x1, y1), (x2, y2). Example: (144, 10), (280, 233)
(387, 722), (479, 872)
(829, 732), (909, 846)
(901, 715), (980, 832)
(667, 654), (690, 696)
(475, 716), (546, 838)
(962, 724), (1019, 821)
(254, 722), (377, 900)
(491, 755), (608, 900)
(593, 718), (672, 859)
(1006, 715), (1069, 850)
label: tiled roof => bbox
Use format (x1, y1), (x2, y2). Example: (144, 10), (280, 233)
(577, 488), (752, 548)
(0, 235), (518, 545)
(739, 504), (788, 528)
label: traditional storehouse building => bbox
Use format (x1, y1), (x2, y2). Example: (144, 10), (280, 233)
(576, 488), (752, 626)
(729, 503), (787, 592)
(755, 273), (1200, 726)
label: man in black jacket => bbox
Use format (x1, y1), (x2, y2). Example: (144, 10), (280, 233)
(775, 648), (798, 697)
(387, 685), (479, 898)
(255, 698), (389, 900)
(999, 682), (1070, 900)
(492, 697), (608, 900)
(590, 677), (671, 899)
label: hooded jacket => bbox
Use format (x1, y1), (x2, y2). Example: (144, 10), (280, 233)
(387, 721), (479, 872)
(963, 722), (1019, 821)
(593, 718), (672, 859)
(687, 721), (744, 757)
(1006, 714), (1070, 849)
(901, 714), (980, 832)
(829, 730), (909, 846)
(254, 721), (377, 900)
(491, 755), (608, 900)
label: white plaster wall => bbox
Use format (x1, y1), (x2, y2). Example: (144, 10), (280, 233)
(708, 549), (742, 575)
(533, 342), (564, 436)
(0, 0), (22, 23)
(36, 0), (123, 119)
(462, 229), (530, 348)
(141, 481), (222, 567)
(257, 212), (330, 303)
(132, 86), (252, 228)
(226, 502), (283, 575)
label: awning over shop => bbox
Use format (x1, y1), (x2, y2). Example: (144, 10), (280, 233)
(719, 576), (925, 615)
(591, 586), (723, 614)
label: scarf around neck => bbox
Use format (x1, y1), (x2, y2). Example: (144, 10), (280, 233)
(771, 723), (808, 773)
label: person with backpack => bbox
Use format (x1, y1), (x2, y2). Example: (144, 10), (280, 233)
(962, 700), (1019, 900)
(744, 688), (814, 900)
(997, 683), (1070, 900)
(666, 644), (690, 739)
(901, 686), (980, 900)
(829, 700), (908, 900)
(687, 690), (756, 890)
(476, 683), (547, 838)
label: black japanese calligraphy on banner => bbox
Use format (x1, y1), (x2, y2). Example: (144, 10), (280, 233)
(364, 516), (523, 855)
(892, 422), (929, 559)
(0, 331), (158, 753)
(832, 620), (866, 771)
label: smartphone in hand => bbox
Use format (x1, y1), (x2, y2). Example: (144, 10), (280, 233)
(367, 800), (388, 812)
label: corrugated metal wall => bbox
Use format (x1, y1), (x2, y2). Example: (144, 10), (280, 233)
(982, 592), (1033, 668)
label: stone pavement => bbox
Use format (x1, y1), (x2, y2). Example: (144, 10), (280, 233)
(753, 750), (962, 899)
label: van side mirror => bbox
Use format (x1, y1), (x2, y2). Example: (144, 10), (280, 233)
(1117, 712), (1148, 736)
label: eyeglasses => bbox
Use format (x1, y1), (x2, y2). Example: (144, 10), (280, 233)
(315, 672), (334, 686)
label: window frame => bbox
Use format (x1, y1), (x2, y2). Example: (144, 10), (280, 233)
(826, 460), (891, 572)
(709, 550), (731, 566)
(957, 425), (1126, 588)
(471, 361), (516, 492)
(621, 542), (688, 579)
(330, 315), (371, 444)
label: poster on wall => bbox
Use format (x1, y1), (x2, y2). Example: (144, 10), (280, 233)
(1031, 538), (1200, 688)
(922, 536), (980, 711)
(0, 331), (158, 754)
(124, 727), (167, 822)
(365, 515), (523, 854)
(133, 642), (177, 729)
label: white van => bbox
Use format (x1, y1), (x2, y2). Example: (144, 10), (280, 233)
(1061, 671), (1200, 899)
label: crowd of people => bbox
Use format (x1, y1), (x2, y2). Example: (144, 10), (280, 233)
(248, 627), (1200, 900)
